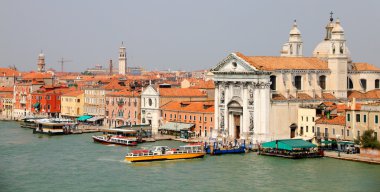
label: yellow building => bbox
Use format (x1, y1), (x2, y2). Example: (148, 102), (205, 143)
(61, 91), (84, 119)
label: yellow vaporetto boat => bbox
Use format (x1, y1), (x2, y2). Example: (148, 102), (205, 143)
(125, 145), (205, 162)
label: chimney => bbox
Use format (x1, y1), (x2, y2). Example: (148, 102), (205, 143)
(109, 59), (113, 75)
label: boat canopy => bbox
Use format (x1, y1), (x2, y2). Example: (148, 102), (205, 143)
(77, 115), (93, 121)
(262, 139), (317, 151)
(87, 116), (104, 122)
(158, 122), (194, 131)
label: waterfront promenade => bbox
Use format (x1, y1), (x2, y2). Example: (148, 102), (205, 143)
(324, 151), (380, 164)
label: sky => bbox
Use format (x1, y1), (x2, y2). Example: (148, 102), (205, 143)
(1, 0), (379, 72)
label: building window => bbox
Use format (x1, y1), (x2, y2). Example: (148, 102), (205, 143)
(348, 78), (353, 89)
(306, 126), (308, 133)
(341, 129), (344, 136)
(312, 117), (314, 122)
(306, 117), (308, 122)
(204, 117), (207, 122)
(164, 113), (166, 118)
(333, 128), (335, 135)
(347, 130), (350, 136)
(184, 115), (187, 120)
(190, 116), (192, 120)
(376, 79), (380, 89)
(312, 126), (315, 133)
(375, 115), (379, 124)
(347, 114), (350, 122)
(319, 75), (326, 90)
(360, 79), (367, 90)
(300, 127), (303, 135)
(325, 128), (328, 137)
(199, 116), (202, 122)
(295, 76), (302, 90)
(179, 115), (181, 120)
(170, 114), (172, 119)
(364, 115), (367, 123)
(356, 114), (360, 122)
(270, 75), (276, 90)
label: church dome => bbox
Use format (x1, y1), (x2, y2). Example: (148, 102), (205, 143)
(312, 40), (330, 58)
(313, 40), (351, 60)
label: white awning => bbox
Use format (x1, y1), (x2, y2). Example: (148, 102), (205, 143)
(159, 122), (194, 131)
(87, 116), (104, 122)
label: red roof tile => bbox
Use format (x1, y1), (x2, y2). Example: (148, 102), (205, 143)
(236, 52), (329, 71)
(159, 88), (207, 97)
(352, 63), (380, 71)
(161, 101), (214, 113)
(316, 116), (346, 126)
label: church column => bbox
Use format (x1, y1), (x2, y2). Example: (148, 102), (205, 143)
(242, 82), (249, 139)
(253, 82), (260, 142)
(224, 82), (229, 138)
(262, 82), (271, 142)
(214, 81), (219, 137)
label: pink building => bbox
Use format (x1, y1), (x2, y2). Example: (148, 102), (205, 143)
(105, 90), (141, 127)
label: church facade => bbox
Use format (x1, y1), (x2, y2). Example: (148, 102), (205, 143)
(211, 15), (380, 142)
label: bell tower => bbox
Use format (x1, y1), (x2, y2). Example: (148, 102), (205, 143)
(281, 20), (303, 57)
(37, 51), (46, 72)
(327, 18), (348, 99)
(118, 42), (127, 75)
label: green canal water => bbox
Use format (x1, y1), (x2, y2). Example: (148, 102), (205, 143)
(1, 121), (379, 192)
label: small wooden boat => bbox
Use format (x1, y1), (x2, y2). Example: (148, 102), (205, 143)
(92, 135), (138, 146)
(125, 145), (205, 162)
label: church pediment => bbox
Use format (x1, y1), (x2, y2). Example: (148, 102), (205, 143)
(141, 85), (159, 96)
(211, 53), (257, 73)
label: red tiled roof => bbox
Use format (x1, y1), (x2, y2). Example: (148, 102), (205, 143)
(191, 80), (215, 89)
(22, 72), (53, 79)
(296, 93), (313, 100)
(61, 90), (84, 97)
(271, 93), (287, 100)
(315, 116), (346, 126)
(348, 90), (380, 100)
(322, 93), (336, 100)
(0, 68), (19, 76)
(236, 52), (329, 71)
(352, 63), (380, 71)
(102, 79), (125, 90)
(0, 94), (13, 98)
(161, 101), (214, 113)
(106, 90), (140, 97)
(0, 87), (13, 92)
(159, 88), (207, 97)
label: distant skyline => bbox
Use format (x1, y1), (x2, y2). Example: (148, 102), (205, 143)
(1, 0), (379, 72)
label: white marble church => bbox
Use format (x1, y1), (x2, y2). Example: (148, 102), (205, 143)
(211, 15), (380, 143)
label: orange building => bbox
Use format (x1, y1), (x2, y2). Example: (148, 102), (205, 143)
(160, 101), (214, 137)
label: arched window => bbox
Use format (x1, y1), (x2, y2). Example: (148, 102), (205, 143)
(270, 75), (276, 90)
(375, 79), (380, 89)
(348, 78), (353, 89)
(295, 76), (302, 90)
(319, 75), (326, 90)
(360, 79), (367, 90)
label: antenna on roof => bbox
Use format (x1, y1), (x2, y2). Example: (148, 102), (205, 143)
(330, 11), (334, 22)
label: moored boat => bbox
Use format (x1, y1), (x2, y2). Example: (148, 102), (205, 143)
(125, 145), (205, 162)
(92, 135), (138, 146)
(33, 118), (77, 135)
(205, 140), (247, 155)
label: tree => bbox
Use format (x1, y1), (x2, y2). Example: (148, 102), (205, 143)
(360, 130), (380, 149)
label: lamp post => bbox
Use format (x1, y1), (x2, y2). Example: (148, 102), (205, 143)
(336, 135), (341, 157)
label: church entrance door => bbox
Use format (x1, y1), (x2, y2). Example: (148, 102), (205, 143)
(234, 115), (241, 139)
